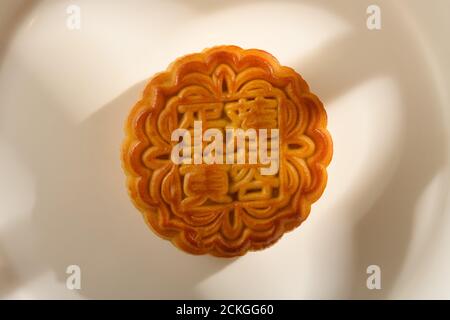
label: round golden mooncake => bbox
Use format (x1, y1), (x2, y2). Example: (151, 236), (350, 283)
(122, 45), (332, 257)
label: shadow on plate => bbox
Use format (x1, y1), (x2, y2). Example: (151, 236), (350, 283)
(290, 0), (449, 298)
(1, 76), (234, 298)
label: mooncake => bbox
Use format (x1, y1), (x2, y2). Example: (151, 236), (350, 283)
(121, 45), (332, 257)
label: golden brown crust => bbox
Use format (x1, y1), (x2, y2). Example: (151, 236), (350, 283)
(121, 45), (333, 257)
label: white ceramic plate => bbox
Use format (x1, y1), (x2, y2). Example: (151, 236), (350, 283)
(1, 0), (449, 299)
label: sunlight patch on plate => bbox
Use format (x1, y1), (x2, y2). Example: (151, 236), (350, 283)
(172, 2), (351, 64)
(318, 76), (403, 220)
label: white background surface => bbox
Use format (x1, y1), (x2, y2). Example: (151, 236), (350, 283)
(0, 0), (449, 299)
